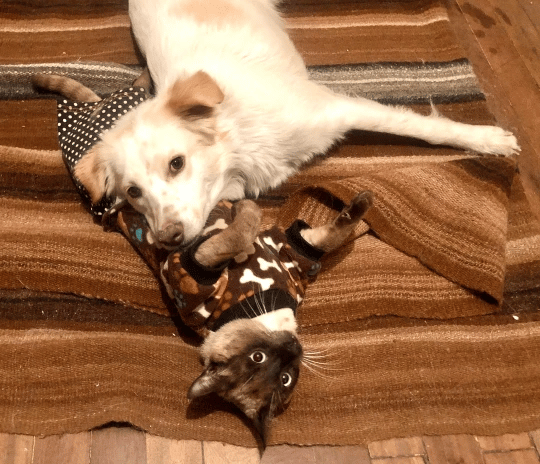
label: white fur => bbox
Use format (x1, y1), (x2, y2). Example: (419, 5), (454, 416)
(95, 0), (520, 245)
(255, 308), (297, 333)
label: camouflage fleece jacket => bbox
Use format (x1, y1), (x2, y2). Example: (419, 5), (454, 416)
(116, 201), (323, 338)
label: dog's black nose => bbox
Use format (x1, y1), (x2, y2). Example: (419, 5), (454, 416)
(157, 222), (184, 246)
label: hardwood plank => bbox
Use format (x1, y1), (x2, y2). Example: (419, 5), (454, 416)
(483, 449), (540, 464)
(423, 435), (484, 464)
(520, 0), (540, 34)
(33, 433), (91, 464)
(261, 445), (371, 464)
(90, 427), (147, 464)
(530, 430), (540, 453)
(449, 0), (540, 222)
(312, 445), (371, 464)
(371, 458), (425, 464)
(203, 441), (260, 464)
(0, 434), (34, 464)
(261, 445), (315, 464)
(476, 433), (532, 451)
(368, 437), (425, 458)
(145, 435), (202, 464)
(489, 0), (540, 88)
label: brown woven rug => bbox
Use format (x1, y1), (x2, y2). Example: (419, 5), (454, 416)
(1, 0), (540, 446)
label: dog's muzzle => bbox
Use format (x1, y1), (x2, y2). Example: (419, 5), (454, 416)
(156, 222), (184, 246)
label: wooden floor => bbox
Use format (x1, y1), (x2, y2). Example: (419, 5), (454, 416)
(2, 0), (539, 463)
(2, 427), (540, 464)
(448, 0), (540, 223)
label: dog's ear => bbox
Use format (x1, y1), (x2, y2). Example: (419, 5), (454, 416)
(167, 71), (224, 120)
(73, 144), (110, 204)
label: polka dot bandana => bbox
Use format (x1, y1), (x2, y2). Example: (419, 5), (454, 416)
(57, 87), (150, 217)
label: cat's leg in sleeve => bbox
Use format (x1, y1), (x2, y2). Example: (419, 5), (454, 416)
(300, 191), (373, 252)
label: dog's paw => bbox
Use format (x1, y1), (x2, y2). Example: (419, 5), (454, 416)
(468, 126), (520, 156)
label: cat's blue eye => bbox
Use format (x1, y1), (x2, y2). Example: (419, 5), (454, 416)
(249, 351), (266, 363)
(281, 372), (292, 387)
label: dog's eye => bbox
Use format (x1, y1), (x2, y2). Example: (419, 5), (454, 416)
(169, 156), (185, 173)
(127, 186), (142, 199)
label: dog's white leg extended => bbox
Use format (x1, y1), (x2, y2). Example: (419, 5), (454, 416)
(300, 86), (519, 156)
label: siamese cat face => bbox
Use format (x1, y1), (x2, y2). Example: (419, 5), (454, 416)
(188, 318), (302, 446)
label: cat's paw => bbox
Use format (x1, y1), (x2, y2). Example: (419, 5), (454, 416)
(339, 191), (373, 223)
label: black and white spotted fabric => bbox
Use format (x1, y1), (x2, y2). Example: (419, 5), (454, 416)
(57, 87), (150, 217)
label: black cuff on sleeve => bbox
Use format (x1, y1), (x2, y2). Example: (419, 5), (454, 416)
(180, 235), (230, 286)
(285, 220), (325, 261)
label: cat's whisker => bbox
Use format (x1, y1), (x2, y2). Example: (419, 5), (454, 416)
(240, 289), (265, 324)
(302, 362), (344, 373)
(239, 373), (255, 391)
(302, 355), (335, 365)
(302, 362), (342, 377)
(243, 285), (267, 321)
(301, 356), (345, 372)
(254, 288), (269, 316)
(253, 291), (264, 316)
(302, 344), (351, 361)
(300, 360), (339, 381)
(302, 351), (338, 364)
(242, 289), (275, 336)
(302, 347), (333, 356)
(270, 290), (279, 315)
(302, 352), (332, 359)
(240, 299), (255, 320)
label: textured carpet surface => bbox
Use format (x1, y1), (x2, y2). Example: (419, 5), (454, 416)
(1, 0), (540, 447)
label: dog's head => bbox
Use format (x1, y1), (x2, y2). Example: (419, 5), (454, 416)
(75, 71), (244, 247)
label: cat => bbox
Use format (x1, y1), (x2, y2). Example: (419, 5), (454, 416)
(34, 73), (372, 446)
(178, 193), (373, 446)
(114, 191), (372, 446)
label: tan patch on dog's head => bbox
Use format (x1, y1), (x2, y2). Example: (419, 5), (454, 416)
(170, 0), (245, 26)
(167, 71), (223, 118)
(166, 71), (224, 144)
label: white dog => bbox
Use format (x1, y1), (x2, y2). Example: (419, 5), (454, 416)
(75, 0), (519, 247)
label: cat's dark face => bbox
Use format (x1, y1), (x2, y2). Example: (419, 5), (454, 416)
(188, 319), (302, 446)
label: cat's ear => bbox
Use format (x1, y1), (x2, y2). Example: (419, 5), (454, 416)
(251, 403), (272, 449)
(187, 367), (222, 399)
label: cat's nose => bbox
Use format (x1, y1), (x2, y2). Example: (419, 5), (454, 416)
(286, 335), (302, 356)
